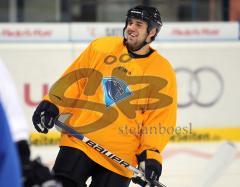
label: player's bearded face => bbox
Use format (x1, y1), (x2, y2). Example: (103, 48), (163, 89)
(124, 19), (148, 51)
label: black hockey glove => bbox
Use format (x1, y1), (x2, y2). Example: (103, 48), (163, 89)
(132, 150), (162, 187)
(32, 100), (59, 134)
(16, 140), (60, 187)
(22, 157), (54, 187)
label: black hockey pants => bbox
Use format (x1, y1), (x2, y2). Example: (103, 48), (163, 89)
(52, 146), (131, 187)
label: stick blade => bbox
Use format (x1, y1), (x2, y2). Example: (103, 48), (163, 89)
(190, 141), (238, 187)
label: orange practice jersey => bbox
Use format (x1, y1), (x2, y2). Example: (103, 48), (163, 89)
(46, 36), (177, 178)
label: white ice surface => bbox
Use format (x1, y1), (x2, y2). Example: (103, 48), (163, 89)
(31, 142), (240, 187)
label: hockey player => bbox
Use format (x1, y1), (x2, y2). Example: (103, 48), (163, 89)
(33, 5), (177, 187)
(0, 80), (21, 187)
(0, 59), (58, 187)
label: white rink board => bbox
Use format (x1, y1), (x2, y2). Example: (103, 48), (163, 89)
(0, 42), (240, 130)
(0, 22), (238, 42)
(31, 142), (240, 187)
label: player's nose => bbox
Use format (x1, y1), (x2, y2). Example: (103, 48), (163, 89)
(127, 23), (137, 31)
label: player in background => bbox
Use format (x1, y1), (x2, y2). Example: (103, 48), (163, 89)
(0, 61), (22, 186)
(33, 5), (177, 187)
(0, 58), (59, 187)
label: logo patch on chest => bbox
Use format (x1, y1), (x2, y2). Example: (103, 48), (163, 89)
(102, 77), (132, 107)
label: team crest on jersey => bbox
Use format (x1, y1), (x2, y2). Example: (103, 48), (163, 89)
(102, 77), (132, 107)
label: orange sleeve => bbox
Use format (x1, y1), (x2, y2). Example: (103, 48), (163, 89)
(138, 69), (177, 164)
(43, 41), (95, 113)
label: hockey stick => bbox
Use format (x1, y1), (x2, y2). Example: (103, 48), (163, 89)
(189, 141), (238, 187)
(54, 113), (166, 187)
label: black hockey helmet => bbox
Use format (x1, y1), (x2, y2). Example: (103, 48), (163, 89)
(123, 5), (162, 41)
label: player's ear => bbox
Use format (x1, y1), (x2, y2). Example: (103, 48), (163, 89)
(147, 28), (157, 43)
